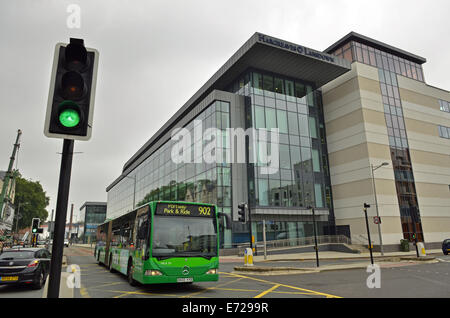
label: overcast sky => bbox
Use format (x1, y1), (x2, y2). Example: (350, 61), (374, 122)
(1, 0), (449, 223)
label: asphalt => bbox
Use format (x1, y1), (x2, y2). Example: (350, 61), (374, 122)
(72, 243), (444, 275)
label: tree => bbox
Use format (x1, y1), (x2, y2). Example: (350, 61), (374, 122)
(13, 176), (49, 231)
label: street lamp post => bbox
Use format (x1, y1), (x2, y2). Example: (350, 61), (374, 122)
(370, 162), (389, 256)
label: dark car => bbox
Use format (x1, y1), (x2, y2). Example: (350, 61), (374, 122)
(0, 248), (51, 289)
(443, 239), (450, 255)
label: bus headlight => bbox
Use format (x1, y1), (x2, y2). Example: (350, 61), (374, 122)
(145, 270), (163, 276)
(206, 269), (217, 275)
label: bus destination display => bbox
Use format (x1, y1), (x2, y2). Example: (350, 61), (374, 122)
(155, 203), (215, 218)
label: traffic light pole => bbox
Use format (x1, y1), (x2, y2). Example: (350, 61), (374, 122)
(48, 139), (74, 298)
(363, 204), (374, 265)
(247, 204), (254, 255)
(311, 207), (319, 268)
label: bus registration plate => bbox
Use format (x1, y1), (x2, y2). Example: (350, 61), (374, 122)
(177, 277), (193, 283)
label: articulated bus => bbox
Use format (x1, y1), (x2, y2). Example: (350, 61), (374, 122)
(95, 201), (230, 285)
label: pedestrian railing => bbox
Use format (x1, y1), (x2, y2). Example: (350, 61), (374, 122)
(237, 235), (352, 255)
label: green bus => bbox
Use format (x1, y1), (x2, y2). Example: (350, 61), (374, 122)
(95, 201), (230, 285)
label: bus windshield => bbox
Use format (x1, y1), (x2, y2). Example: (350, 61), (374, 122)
(152, 216), (217, 259)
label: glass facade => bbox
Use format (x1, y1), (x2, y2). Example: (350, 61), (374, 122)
(79, 204), (107, 243)
(107, 100), (233, 247)
(227, 69), (335, 241)
(378, 69), (424, 242)
(331, 41), (425, 82)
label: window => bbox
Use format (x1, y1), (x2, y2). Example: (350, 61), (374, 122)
(311, 149), (321, 172)
(280, 144), (291, 169)
(265, 107), (277, 129)
(258, 179), (269, 206)
(252, 72), (263, 93)
(276, 110), (288, 133)
(288, 112), (299, 135)
(285, 80), (294, 97)
(439, 100), (450, 113)
(274, 77), (284, 94)
(298, 114), (309, 136)
(254, 106), (265, 129)
(309, 117), (317, 138)
(295, 82), (306, 98)
(263, 74), (274, 93)
(438, 125), (450, 139)
(314, 184), (324, 208)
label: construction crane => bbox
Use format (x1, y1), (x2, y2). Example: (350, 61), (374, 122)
(0, 129), (22, 224)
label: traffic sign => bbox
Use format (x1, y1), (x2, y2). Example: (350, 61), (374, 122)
(373, 216), (381, 224)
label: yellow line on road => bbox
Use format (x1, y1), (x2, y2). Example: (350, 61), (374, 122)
(89, 281), (126, 289)
(254, 284), (281, 298)
(180, 277), (244, 298)
(225, 272), (342, 298)
(89, 288), (177, 297)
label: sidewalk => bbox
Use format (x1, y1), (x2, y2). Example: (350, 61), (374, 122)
(227, 249), (443, 275)
(250, 249), (443, 262)
(72, 243), (95, 249)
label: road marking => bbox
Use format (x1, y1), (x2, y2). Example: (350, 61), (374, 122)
(224, 272), (342, 298)
(89, 281), (126, 289)
(90, 288), (177, 297)
(437, 258), (450, 263)
(180, 277), (244, 298)
(254, 284), (281, 298)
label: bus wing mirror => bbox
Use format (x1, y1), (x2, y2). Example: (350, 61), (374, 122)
(218, 212), (231, 230)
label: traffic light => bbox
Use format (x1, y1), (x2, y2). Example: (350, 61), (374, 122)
(31, 218), (40, 234)
(363, 203), (370, 212)
(44, 38), (99, 141)
(238, 203), (246, 223)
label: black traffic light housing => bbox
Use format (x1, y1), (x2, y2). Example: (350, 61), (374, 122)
(31, 218), (40, 234)
(237, 203), (246, 223)
(44, 38), (99, 141)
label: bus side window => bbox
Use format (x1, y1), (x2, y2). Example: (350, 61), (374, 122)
(122, 226), (132, 248)
(112, 229), (120, 247)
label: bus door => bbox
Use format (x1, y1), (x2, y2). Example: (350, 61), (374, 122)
(133, 205), (150, 273)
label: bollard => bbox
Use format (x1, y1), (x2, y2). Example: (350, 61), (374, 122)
(417, 242), (426, 257)
(244, 248), (254, 266)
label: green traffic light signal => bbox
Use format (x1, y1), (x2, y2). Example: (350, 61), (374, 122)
(59, 108), (80, 127)
(32, 228), (37, 233)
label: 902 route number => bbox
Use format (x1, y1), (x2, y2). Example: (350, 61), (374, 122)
(198, 206), (211, 216)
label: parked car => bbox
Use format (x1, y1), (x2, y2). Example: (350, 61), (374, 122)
(64, 239), (69, 247)
(0, 248), (51, 289)
(442, 239), (450, 255)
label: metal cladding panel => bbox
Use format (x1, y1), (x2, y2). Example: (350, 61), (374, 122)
(324, 31), (427, 65)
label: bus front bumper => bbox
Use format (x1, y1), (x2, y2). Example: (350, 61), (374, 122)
(141, 273), (219, 284)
